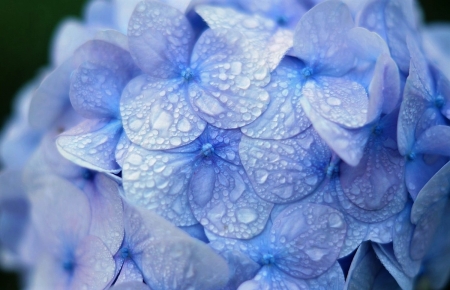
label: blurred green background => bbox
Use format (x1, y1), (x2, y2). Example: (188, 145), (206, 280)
(0, 0), (449, 289)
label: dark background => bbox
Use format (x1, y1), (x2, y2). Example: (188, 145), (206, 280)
(0, 0), (450, 289)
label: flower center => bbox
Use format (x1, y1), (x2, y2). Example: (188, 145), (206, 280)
(407, 152), (416, 161)
(435, 95), (444, 108)
(262, 253), (275, 265)
(181, 68), (194, 82)
(201, 143), (214, 157)
(301, 67), (313, 78)
(276, 15), (288, 26)
(83, 170), (94, 180)
(63, 260), (75, 273)
(120, 247), (130, 259)
(372, 125), (382, 136)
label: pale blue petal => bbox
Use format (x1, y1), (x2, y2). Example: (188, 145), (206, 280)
(29, 60), (73, 130)
(121, 76), (207, 150)
(127, 1), (194, 78)
(84, 174), (124, 255)
(347, 27), (390, 61)
(179, 223), (209, 243)
(239, 127), (330, 203)
(84, 0), (114, 27)
(300, 95), (372, 166)
(71, 235), (115, 289)
(114, 259), (144, 285)
(372, 243), (414, 290)
(271, 202), (347, 279)
(189, 160), (273, 239)
(189, 28), (270, 128)
(115, 132), (132, 167)
(122, 142), (198, 226)
(241, 57), (311, 140)
(123, 204), (229, 289)
(238, 267), (309, 290)
(392, 203), (421, 277)
(423, 24), (450, 80)
(196, 5), (293, 71)
(293, 0), (355, 76)
(29, 175), (91, 255)
(303, 77), (369, 129)
(56, 119), (122, 173)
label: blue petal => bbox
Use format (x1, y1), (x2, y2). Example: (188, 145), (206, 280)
(241, 57), (311, 140)
(365, 215), (396, 244)
(372, 243), (414, 290)
(71, 235), (115, 289)
(123, 203), (229, 289)
(83, 174), (124, 255)
(405, 154), (449, 200)
(271, 202), (347, 279)
(238, 266), (309, 290)
(83, 0), (114, 27)
(357, 0), (416, 74)
(114, 259), (144, 285)
(189, 28), (271, 128)
(302, 262), (345, 289)
(56, 119), (122, 173)
(110, 281), (149, 290)
(303, 76), (369, 129)
(196, 5), (293, 71)
(122, 142), (199, 226)
(239, 127), (330, 203)
(127, 1), (195, 78)
(300, 95), (372, 166)
(336, 178), (407, 223)
(340, 114), (405, 211)
(392, 203), (421, 277)
(293, 0), (355, 76)
(179, 223), (209, 243)
(189, 160), (273, 239)
(120, 76), (207, 150)
(413, 125), (450, 156)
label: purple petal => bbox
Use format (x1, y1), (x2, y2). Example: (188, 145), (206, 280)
(271, 203), (347, 279)
(241, 57), (311, 140)
(293, 0), (355, 76)
(123, 204), (229, 289)
(189, 28), (270, 129)
(120, 76), (206, 150)
(392, 203), (421, 277)
(127, 1), (194, 78)
(303, 77), (369, 129)
(71, 235), (115, 289)
(84, 174), (124, 255)
(300, 96), (372, 166)
(122, 142), (198, 226)
(56, 119), (122, 173)
(239, 127), (330, 203)
(189, 160), (273, 239)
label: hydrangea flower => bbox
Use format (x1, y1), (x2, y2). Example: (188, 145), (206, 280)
(2, 0), (450, 289)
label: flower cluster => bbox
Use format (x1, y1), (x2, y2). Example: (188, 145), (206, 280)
(1, 0), (450, 289)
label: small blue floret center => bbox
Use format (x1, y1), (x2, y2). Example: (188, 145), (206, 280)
(276, 16), (288, 26)
(201, 143), (214, 157)
(435, 95), (444, 109)
(301, 67), (313, 78)
(407, 152), (416, 161)
(63, 260), (75, 273)
(181, 68), (194, 82)
(262, 253), (275, 265)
